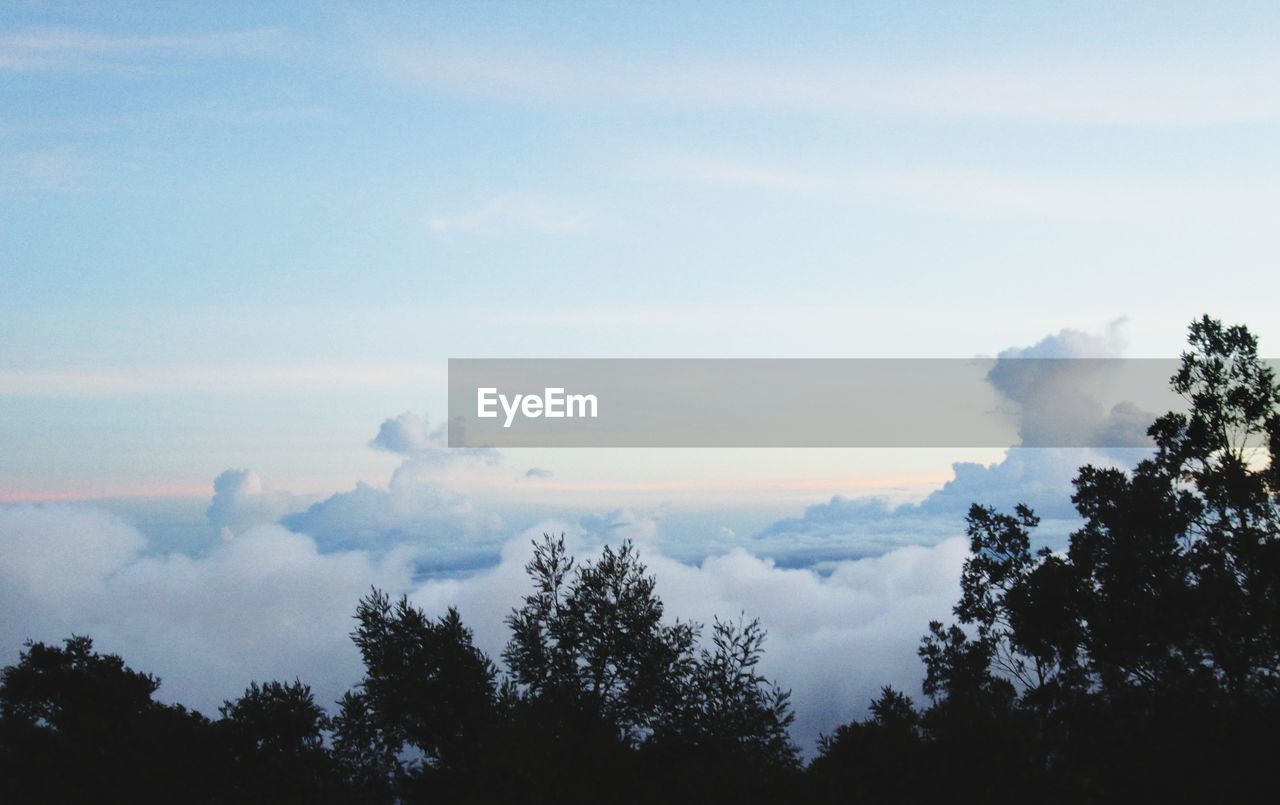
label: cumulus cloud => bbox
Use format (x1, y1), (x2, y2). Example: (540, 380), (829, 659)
(524, 467), (554, 479)
(754, 448), (1105, 566)
(200, 413), (505, 565)
(282, 413), (505, 563)
(987, 319), (1157, 448)
(752, 321), (1158, 565)
(0, 504), (416, 716)
(369, 411), (499, 465)
(281, 477), (502, 564)
(207, 469), (306, 536)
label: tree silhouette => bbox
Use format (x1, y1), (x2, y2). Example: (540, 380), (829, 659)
(219, 679), (339, 801)
(504, 534), (696, 743)
(3, 315), (1276, 803)
(332, 590), (505, 801)
(0, 636), (228, 803)
(814, 316), (1280, 803)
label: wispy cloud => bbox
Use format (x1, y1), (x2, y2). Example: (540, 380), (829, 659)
(0, 27), (286, 72)
(425, 193), (590, 236)
(0, 364), (443, 397)
(0, 150), (94, 192)
(378, 43), (1280, 126)
(644, 153), (830, 194)
(646, 152), (1279, 222)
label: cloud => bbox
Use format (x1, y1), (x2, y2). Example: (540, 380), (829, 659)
(524, 467), (554, 479)
(0, 27), (285, 72)
(751, 321), (1157, 564)
(401, 524), (968, 757)
(369, 411), (499, 465)
(0, 504), (143, 614)
(0, 504), (416, 716)
(280, 478), (502, 562)
(380, 43), (1280, 126)
(207, 469), (306, 537)
(751, 449), (1091, 566)
(0, 502), (966, 754)
(273, 412), (505, 562)
(0, 150), (94, 192)
(370, 410), (436, 454)
(988, 319), (1158, 448)
(0, 320), (1176, 754)
(646, 153), (1270, 223)
(425, 193), (590, 236)
(645, 154), (830, 194)
(577, 509), (660, 544)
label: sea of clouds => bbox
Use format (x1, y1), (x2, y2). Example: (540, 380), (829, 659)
(0, 322), (1157, 751)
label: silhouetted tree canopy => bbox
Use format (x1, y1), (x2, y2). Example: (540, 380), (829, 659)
(812, 316), (1280, 803)
(2, 315), (1276, 803)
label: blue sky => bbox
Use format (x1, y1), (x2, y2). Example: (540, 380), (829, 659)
(3, 0), (1280, 751)
(2, 0), (1278, 500)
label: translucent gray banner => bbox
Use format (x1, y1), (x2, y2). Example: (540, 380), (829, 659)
(446, 358), (1270, 448)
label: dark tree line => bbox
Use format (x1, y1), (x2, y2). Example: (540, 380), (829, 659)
(2, 316), (1277, 803)
(809, 316), (1280, 804)
(0, 538), (799, 804)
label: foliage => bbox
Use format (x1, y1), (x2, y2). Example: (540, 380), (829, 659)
(813, 316), (1280, 802)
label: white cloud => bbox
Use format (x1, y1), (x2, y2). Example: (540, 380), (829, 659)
(645, 153), (1276, 223)
(645, 153), (830, 194)
(750, 321), (1159, 563)
(370, 410), (436, 454)
(0, 27), (285, 72)
(0, 320), (1177, 753)
(207, 469), (307, 536)
(0, 504), (417, 715)
(281, 475), (502, 560)
(988, 320), (1159, 448)
(368, 410), (499, 465)
(403, 523), (967, 755)
(275, 412), (505, 560)
(0, 502), (964, 753)
(425, 193), (590, 236)
(380, 43), (1280, 126)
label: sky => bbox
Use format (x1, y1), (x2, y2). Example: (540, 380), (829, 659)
(2, 0), (1279, 751)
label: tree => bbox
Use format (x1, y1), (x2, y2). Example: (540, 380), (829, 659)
(1072, 316), (1280, 696)
(808, 687), (927, 803)
(219, 680), (338, 802)
(651, 615), (796, 765)
(499, 534), (803, 803)
(814, 316), (1280, 803)
(504, 534), (697, 743)
(0, 636), (229, 803)
(333, 589), (503, 800)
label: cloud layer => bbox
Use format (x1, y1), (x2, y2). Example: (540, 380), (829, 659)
(0, 323), (1162, 752)
(0, 502), (963, 755)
